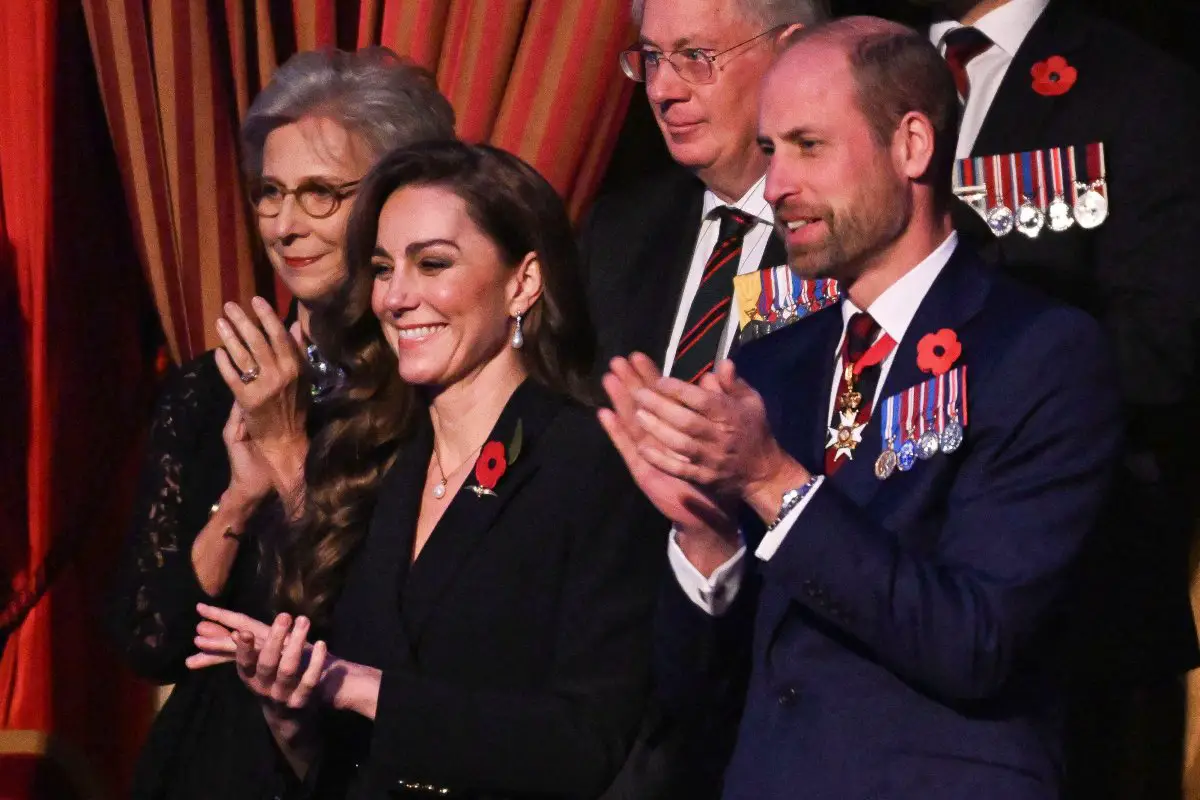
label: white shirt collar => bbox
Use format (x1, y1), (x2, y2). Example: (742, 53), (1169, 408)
(701, 174), (774, 226)
(929, 0), (1049, 57)
(841, 232), (959, 344)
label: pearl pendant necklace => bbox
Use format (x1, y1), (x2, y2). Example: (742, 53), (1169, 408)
(430, 441), (482, 500)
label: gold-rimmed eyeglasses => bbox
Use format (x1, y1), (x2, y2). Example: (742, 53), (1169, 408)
(247, 178), (362, 219)
(619, 26), (784, 85)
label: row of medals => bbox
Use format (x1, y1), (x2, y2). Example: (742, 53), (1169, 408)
(831, 366), (963, 481)
(962, 179), (1108, 239)
(873, 412), (964, 481)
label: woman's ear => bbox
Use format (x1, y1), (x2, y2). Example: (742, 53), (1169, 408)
(508, 251), (544, 316)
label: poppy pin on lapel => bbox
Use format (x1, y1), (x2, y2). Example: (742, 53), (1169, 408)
(1031, 56), (1077, 96)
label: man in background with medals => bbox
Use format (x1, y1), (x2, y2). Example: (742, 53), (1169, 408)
(894, 1), (1200, 796)
(600, 16), (1122, 799)
(580, 0), (833, 384)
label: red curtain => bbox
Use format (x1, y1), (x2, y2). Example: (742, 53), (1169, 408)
(85, 0), (637, 364)
(0, 0), (157, 796)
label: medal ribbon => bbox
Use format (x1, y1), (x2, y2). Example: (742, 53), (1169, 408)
(757, 267), (773, 320)
(936, 372), (947, 433)
(946, 366), (969, 426)
(989, 154), (1005, 210)
(844, 331), (897, 377)
(1006, 154), (1021, 211)
(1020, 151), (1037, 205)
(1067, 145), (1081, 204)
(1034, 150), (1048, 208)
(880, 392), (899, 449)
(923, 377), (936, 436)
(1050, 147), (1066, 199)
(1086, 142), (1107, 198)
(903, 385), (917, 442)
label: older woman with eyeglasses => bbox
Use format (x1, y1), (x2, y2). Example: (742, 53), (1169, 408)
(107, 48), (454, 800)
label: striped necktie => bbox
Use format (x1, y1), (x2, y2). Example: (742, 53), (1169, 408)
(670, 206), (754, 384)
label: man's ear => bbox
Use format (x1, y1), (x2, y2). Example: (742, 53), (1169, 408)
(893, 110), (937, 182)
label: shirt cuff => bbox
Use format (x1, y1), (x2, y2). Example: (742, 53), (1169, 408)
(667, 530), (746, 616)
(754, 476), (824, 561)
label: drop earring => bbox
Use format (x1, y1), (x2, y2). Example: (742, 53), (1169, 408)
(511, 312), (524, 349)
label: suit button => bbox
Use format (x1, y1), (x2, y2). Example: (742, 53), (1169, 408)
(778, 687), (798, 707)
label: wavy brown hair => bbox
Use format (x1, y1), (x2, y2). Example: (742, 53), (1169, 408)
(275, 141), (597, 624)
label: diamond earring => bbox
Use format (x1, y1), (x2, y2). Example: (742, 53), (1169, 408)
(511, 312), (524, 349)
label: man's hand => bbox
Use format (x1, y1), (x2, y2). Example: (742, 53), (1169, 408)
(599, 355), (735, 533)
(629, 360), (789, 499)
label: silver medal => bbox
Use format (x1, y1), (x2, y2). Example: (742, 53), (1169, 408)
(986, 204), (1014, 237)
(1073, 185), (1108, 229)
(917, 429), (941, 460)
(1016, 199), (1045, 238)
(940, 418), (964, 453)
(1047, 196), (1074, 232)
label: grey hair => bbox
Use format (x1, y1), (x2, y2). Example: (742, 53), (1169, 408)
(240, 47), (455, 178)
(631, 0), (830, 28)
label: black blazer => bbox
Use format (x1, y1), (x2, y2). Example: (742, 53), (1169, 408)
(316, 380), (668, 800)
(580, 165), (787, 369)
(935, 0), (1200, 679)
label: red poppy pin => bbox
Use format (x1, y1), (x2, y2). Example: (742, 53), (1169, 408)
(469, 420), (523, 498)
(1031, 56), (1077, 97)
(917, 329), (962, 376)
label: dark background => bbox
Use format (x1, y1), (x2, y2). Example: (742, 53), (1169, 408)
(598, 0), (1200, 196)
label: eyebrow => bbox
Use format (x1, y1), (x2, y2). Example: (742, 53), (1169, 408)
(637, 35), (707, 50)
(778, 127), (820, 145)
(405, 238), (459, 258)
(259, 172), (347, 186)
(372, 246), (392, 261)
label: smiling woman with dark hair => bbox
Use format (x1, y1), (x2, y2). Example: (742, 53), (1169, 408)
(189, 141), (669, 800)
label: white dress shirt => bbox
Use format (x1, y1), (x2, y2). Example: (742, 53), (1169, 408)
(930, 0), (1051, 158)
(669, 233), (960, 615)
(661, 176), (775, 376)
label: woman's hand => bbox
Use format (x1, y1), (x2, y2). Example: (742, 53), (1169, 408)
(187, 605), (325, 776)
(214, 297), (310, 503)
(188, 604), (382, 720)
(223, 403), (274, 507)
(189, 605), (328, 710)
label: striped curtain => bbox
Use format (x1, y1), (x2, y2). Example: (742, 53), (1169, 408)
(83, 0), (636, 364)
(0, 0), (159, 795)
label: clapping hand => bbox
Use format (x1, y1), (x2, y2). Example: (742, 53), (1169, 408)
(188, 604), (327, 711)
(599, 354), (735, 535)
(624, 359), (786, 499)
(213, 297), (310, 506)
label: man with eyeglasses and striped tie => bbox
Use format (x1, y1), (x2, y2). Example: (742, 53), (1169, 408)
(581, 0), (831, 389)
(896, 2), (1200, 798)
(580, 6), (829, 796)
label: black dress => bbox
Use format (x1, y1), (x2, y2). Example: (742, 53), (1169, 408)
(107, 351), (293, 800)
(311, 380), (671, 800)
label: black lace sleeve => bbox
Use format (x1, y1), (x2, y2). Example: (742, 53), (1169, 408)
(107, 351), (237, 684)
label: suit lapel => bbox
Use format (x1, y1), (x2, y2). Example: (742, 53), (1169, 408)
(400, 380), (564, 644)
(773, 307), (846, 472)
(646, 181), (706, 361)
(331, 421), (430, 668)
(971, 1), (1088, 156)
(757, 230), (787, 272)
(824, 245), (992, 509)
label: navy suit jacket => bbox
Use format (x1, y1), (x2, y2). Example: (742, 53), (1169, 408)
(656, 244), (1122, 800)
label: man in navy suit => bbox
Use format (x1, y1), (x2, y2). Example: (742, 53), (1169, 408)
(599, 16), (1122, 799)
